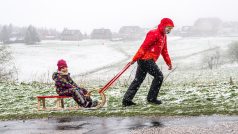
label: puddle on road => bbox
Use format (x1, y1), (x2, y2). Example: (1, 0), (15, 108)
(0, 116), (238, 134)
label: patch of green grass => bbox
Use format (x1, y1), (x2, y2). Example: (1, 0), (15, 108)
(0, 81), (237, 121)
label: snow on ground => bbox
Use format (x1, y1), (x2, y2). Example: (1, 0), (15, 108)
(9, 40), (126, 82)
(6, 36), (238, 82)
(1, 37), (238, 120)
(0, 78), (237, 119)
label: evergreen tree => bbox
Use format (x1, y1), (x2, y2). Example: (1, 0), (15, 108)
(24, 25), (40, 44)
(0, 25), (10, 44)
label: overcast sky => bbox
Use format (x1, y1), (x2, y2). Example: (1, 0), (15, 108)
(0, 0), (237, 33)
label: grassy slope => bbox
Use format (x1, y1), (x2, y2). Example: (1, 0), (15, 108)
(0, 74), (237, 120)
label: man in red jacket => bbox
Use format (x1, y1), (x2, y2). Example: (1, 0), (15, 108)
(122, 18), (174, 106)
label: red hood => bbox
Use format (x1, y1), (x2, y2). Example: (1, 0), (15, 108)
(158, 18), (174, 34)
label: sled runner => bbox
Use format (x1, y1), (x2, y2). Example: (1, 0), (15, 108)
(37, 96), (80, 110)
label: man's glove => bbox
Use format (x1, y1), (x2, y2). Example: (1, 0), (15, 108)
(168, 65), (173, 70)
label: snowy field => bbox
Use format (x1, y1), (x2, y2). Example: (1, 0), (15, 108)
(6, 36), (238, 83)
(0, 79), (237, 120)
(0, 37), (238, 120)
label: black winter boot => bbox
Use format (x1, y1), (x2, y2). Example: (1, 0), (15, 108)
(148, 99), (162, 105)
(122, 101), (136, 107)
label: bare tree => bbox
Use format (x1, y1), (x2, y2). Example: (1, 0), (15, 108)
(228, 42), (238, 62)
(202, 49), (221, 70)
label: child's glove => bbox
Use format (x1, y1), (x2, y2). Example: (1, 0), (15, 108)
(80, 88), (88, 95)
(80, 88), (92, 101)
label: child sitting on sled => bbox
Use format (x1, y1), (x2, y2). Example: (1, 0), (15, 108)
(52, 59), (97, 108)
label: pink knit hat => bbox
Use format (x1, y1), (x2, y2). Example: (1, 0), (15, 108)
(57, 59), (68, 71)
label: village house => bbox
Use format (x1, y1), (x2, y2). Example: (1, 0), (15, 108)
(90, 28), (112, 40)
(118, 26), (145, 41)
(61, 28), (84, 41)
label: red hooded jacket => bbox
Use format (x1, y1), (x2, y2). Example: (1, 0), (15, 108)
(132, 18), (174, 66)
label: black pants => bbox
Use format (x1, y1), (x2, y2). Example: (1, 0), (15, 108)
(57, 87), (93, 108)
(123, 59), (164, 102)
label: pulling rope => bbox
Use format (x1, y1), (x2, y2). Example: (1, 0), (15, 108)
(163, 66), (177, 83)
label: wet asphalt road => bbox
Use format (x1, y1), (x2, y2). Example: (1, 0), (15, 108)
(0, 115), (238, 134)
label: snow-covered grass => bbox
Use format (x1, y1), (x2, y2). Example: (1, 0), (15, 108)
(1, 37), (238, 120)
(0, 67), (237, 120)
(9, 40), (127, 82)
(7, 36), (238, 82)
